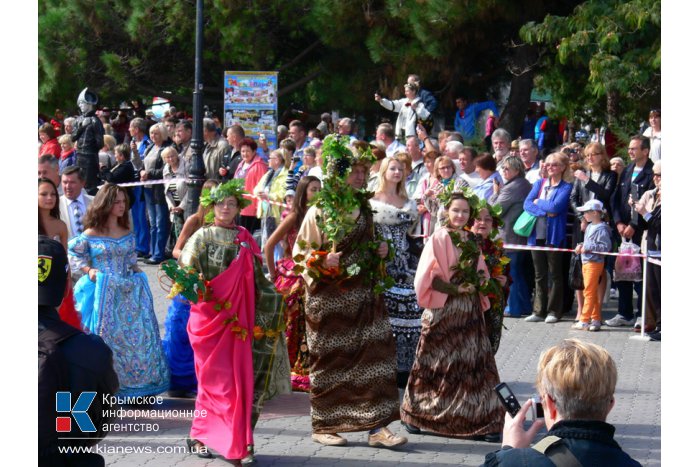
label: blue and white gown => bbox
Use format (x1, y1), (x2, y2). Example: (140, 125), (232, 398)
(68, 233), (170, 397)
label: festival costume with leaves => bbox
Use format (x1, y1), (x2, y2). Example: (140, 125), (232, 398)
(167, 180), (290, 460)
(292, 135), (400, 433)
(400, 185), (505, 437)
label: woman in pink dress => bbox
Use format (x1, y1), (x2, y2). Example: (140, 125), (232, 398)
(178, 180), (260, 465)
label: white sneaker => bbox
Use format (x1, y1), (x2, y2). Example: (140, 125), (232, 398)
(572, 321), (589, 330)
(544, 315), (559, 324)
(589, 321), (602, 332)
(633, 317), (642, 330)
(605, 314), (634, 327)
(524, 314), (544, 322)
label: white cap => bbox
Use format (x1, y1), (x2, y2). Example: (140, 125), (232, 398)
(576, 199), (604, 212)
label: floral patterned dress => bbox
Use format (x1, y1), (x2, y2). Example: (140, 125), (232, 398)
(68, 233), (170, 397)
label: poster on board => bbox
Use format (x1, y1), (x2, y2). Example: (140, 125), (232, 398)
(223, 71), (278, 150)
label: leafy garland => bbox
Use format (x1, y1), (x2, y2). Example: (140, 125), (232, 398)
(160, 260), (206, 303)
(293, 134), (395, 294)
(448, 228), (488, 293)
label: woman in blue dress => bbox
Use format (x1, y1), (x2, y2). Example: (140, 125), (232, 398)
(69, 183), (169, 397)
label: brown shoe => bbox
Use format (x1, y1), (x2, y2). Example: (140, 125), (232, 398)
(312, 433), (348, 446)
(368, 427), (408, 448)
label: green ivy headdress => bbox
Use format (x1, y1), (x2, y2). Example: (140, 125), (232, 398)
(437, 179), (503, 238)
(200, 179), (251, 224)
(321, 134), (375, 181)
(436, 179), (480, 210)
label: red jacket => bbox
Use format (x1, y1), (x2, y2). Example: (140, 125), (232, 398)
(39, 138), (61, 158)
(241, 157), (268, 217)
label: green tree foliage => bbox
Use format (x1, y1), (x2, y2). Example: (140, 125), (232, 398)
(520, 0), (660, 131)
(39, 0), (587, 137)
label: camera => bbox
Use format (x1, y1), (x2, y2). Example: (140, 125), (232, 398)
(494, 382), (521, 417)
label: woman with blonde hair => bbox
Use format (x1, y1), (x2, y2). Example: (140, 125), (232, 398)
(522, 152), (574, 324)
(371, 157), (421, 387)
(569, 142), (618, 319)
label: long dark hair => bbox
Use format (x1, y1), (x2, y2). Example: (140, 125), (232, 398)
(83, 183), (131, 232)
(293, 175), (321, 230)
(38, 178), (60, 235)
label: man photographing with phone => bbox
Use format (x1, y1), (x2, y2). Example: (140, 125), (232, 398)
(483, 339), (641, 466)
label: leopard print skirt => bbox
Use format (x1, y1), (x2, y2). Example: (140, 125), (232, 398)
(305, 278), (400, 433)
(400, 289), (505, 437)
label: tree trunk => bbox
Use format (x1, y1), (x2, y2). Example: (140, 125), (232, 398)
(606, 90), (620, 127)
(499, 43), (539, 139)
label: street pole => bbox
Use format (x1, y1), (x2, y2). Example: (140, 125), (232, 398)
(186, 0), (206, 218)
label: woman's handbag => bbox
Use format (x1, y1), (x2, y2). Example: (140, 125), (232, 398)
(614, 239), (643, 282)
(569, 254), (584, 290)
(513, 211), (537, 237)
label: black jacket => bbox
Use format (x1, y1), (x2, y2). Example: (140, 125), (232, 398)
(99, 161), (137, 207)
(612, 159), (655, 243)
(220, 148), (240, 181)
(483, 420), (642, 467)
(569, 169), (618, 244)
(570, 170), (618, 220)
(39, 307), (119, 462)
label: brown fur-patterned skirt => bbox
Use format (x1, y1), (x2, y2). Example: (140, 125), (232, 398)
(400, 292), (505, 437)
(305, 279), (400, 434)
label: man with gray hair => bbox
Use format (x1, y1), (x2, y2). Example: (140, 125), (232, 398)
(336, 118), (357, 141)
(519, 138), (543, 184)
(491, 128), (511, 164)
(63, 117), (76, 136)
(202, 117), (230, 180)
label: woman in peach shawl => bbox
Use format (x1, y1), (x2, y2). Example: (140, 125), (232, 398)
(400, 188), (505, 441)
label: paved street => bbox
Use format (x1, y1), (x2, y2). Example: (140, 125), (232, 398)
(101, 262), (660, 466)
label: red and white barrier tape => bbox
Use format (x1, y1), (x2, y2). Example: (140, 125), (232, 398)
(110, 179), (290, 209)
(114, 178), (188, 187)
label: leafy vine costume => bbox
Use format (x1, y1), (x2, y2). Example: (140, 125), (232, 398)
(400, 185), (505, 438)
(292, 135), (400, 433)
(166, 180), (290, 460)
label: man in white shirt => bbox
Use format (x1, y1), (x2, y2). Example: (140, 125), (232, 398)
(458, 147), (480, 188)
(376, 123), (406, 158)
(59, 166), (94, 241)
(405, 136), (426, 198)
(519, 138), (543, 184)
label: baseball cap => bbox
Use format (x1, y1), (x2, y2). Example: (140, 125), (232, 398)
(38, 235), (69, 307)
(576, 199), (604, 213)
